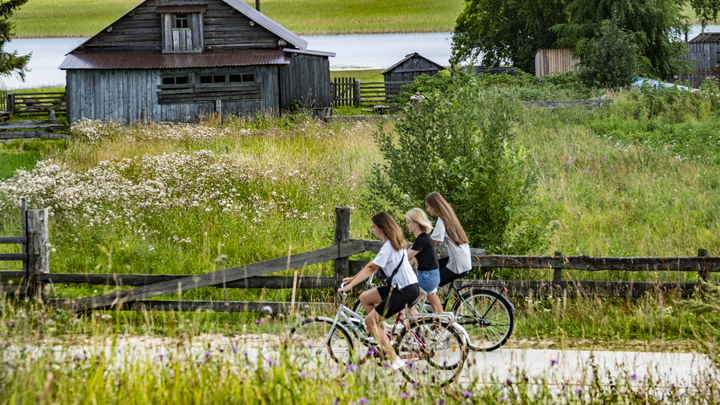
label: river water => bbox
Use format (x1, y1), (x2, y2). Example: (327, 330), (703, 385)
(0, 26), (716, 89)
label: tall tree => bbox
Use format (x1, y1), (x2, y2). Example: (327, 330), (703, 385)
(0, 0), (30, 81)
(553, 0), (689, 80)
(451, 0), (568, 73)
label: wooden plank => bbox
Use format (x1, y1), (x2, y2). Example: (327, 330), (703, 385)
(48, 299), (332, 313)
(0, 236), (26, 244)
(0, 120), (64, 130)
(37, 273), (340, 289)
(0, 131), (70, 140)
(0, 253), (28, 261)
(0, 271), (25, 279)
(503, 280), (710, 298)
(65, 240), (366, 311)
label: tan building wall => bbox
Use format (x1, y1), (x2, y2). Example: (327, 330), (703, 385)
(534, 49), (580, 77)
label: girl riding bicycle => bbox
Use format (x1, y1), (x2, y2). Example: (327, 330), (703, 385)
(423, 192), (472, 313)
(337, 211), (419, 370)
(405, 208), (442, 313)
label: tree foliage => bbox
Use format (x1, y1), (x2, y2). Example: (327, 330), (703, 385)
(451, 0), (568, 73)
(0, 0), (30, 81)
(553, 0), (689, 80)
(363, 73), (549, 254)
(576, 19), (643, 88)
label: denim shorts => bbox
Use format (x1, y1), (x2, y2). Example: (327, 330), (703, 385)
(417, 268), (440, 294)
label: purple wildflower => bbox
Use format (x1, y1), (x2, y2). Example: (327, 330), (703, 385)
(383, 362), (391, 368)
(407, 361), (414, 368)
(8, 321), (15, 328)
(298, 372), (309, 377)
(261, 305), (273, 315)
(550, 359), (558, 366)
(437, 400), (445, 405)
(462, 391), (473, 398)
(499, 398), (507, 402)
(243, 351), (248, 357)
(255, 319), (261, 326)
(267, 358), (276, 366)
(355, 398), (369, 405)
(576, 388), (585, 394)
(333, 399), (340, 405)
(629, 374), (637, 381)
(401, 392), (410, 399)
(205, 353), (212, 359)
(231, 346), (238, 352)
(75, 354), (86, 361)
(307, 343), (314, 349)
(347, 364), (358, 372)
(506, 378), (513, 385)
(540, 282), (547, 287)
(219, 348), (224, 353)
(156, 354), (167, 360)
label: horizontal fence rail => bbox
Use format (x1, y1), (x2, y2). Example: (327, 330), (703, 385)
(8, 92), (67, 118)
(3, 205), (719, 313)
(0, 119), (71, 142)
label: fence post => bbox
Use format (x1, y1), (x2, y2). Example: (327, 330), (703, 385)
(215, 99), (222, 125)
(354, 79), (361, 107)
(334, 206), (351, 279)
(699, 248), (710, 282)
(26, 209), (49, 301)
(140, 107), (147, 124)
(48, 109), (55, 121)
(553, 251), (562, 282)
(7, 93), (14, 114)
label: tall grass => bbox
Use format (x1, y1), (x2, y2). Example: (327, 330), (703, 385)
(13, 0), (463, 38)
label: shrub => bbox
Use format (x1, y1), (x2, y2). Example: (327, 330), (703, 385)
(365, 73), (549, 254)
(576, 19), (643, 89)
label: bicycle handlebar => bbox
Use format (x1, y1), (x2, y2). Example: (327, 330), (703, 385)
(339, 282), (347, 297)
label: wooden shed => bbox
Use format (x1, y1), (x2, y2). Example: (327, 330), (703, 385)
(676, 33), (720, 88)
(381, 53), (444, 96)
(59, 0), (335, 124)
(534, 49), (579, 77)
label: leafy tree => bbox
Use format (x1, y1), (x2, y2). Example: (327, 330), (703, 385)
(451, 0), (569, 73)
(577, 18), (643, 88)
(553, 0), (690, 80)
(363, 73), (549, 254)
(0, 0), (30, 81)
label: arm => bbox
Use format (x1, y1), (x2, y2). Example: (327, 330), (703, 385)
(338, 262), (379, 294)
(407, 248), (420, 261)
(433, 240), (440, 247)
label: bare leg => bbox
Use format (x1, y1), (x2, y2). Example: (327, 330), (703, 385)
(359, 289), (382, 314)
(365, 310), (395, 361)
(426, 293), (444, 313)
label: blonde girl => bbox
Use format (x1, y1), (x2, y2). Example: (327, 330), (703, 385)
(405, 208), (442, 313)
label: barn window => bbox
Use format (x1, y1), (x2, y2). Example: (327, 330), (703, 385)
(200, 74), (254, 84)
(159, 7), (205, 53)
(174, 14), (189, 29)
(162, 76), (190, 85)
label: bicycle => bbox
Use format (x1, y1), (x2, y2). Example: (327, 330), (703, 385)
(290, 282), (469, 386)
(352, 275), (515, 352)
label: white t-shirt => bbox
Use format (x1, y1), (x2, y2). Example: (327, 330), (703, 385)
(371, 240), (418, 290)
(431, 217), (472, 274)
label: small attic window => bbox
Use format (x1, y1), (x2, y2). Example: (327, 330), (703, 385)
(174, 14), (189, 29)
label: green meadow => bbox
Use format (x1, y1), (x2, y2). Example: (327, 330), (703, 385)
(12, 0), (463, 38)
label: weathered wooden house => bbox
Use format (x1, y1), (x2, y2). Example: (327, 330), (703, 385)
(381, 53), (444, 96)
(534, 49), (579, 77)
(59, 0), (335, 123)
(675, 33), (720, 88)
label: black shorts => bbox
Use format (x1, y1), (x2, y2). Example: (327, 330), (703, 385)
(373, 284), (420, 319)
(438, 257), (470, 287)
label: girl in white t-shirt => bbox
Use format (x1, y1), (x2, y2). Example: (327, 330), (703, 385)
(424, 192), (472, 312)
(337, 211), (419, 370)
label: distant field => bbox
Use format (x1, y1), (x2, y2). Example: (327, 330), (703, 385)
(13, 0), (463, 38)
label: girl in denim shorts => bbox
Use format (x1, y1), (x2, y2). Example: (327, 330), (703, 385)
(405, 208), (442, 313)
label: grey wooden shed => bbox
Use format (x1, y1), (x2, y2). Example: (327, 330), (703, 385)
(59, 0), (335, 124)
(381, 53), (444, 96)
(686, 33), (720, 71)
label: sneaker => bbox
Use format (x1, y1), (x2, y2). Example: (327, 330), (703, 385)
(391, 358), (406, 370)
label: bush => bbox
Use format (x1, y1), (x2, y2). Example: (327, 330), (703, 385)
(577, 19), (643, 89)
(364, 73), (549, 254)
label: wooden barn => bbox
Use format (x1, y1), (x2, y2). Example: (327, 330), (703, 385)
(534, 49), (579, 77)
(677, 33), (720, 88)
(381, 53), (444, 96)
(59, 0), (335, 124)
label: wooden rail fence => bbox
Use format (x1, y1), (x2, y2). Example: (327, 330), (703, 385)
(332, 78), (413, 107)
(7, 92), (67, 118)
(0, 119), (70, 142)
(1, 204), (719, 313)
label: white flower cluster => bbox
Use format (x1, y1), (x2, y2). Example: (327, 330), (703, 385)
(0, 150), (310, 227)
(70, 119), (251, 143)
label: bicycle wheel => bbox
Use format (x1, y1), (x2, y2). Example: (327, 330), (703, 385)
(291, 318), (355, 365)
(452, 288), (514, 352)
(395, 317), (467, 387)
